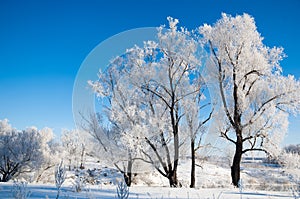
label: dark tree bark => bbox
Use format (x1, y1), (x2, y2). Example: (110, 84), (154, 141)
(168, 169), (179, 187)
(125, 158), (133, 187)
(80, 144), (85, 169)
(190, 139), (196, 188)
(0, 157), (20, 182)
(114, 152), (133, 187)
(231, 134), (243, 187)
(145, 133), (179, 187)
(0, 166), (19, 182)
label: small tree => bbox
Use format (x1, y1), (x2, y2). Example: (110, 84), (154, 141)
(12, 181), (30, 199)
(116, 181), (129, 199)
(185, 95), (213, 188)
(200, 13), (300, 187)
(61, 129), (86, 171)
(55, 161), (66, 199)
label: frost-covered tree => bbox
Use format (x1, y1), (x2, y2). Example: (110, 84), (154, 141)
(61, 129), (86, 171)
(0, 120), (44, 182)
(55, 160), (66, 199)
(200, 13), (300, 187)
(34, 127), (61, 183)
(90, 17), (205, 187)
(81, 113), (135, 186)
(184, 94), (213, 188)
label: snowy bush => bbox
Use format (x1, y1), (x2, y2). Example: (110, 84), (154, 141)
(289, 176), (300, 199)
(116, 181), (129, 199)
(73, 176), (86, 192)
(281, 152), (300, 169)
(12, 181), (30, 199)
(55, 161), (66, 199)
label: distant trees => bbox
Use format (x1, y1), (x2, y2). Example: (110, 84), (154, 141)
(34, 127), (60, 183)
(284, 144), (300, 154)
(0, 119), (61, 183)
(61, 129), (86, 171)
(0, 120), (45, 182)
(200, 13), (300, 187)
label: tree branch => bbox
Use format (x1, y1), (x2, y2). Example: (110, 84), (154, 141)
(220, 127), (236, 144)
(209, 40), (235, 128)
(144, 137), (169, 175)
(141, 85), (171, 109)
(242, 148), (268, 154)
(141, 150), (168, 178)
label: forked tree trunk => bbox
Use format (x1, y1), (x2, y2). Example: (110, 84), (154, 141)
(190, 139), (196, 188)
(231, 135), (243, 187)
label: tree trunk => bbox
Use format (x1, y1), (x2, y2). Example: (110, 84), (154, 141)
(190, 139), (195, 188)
(80, 144), (85, 169)
(122, 152), (133, 187)
(1, 172), (8, 182)
(123, 172), (131, 187)
(168, 169), (179, 187)
(124, 158), (133, 187)
(231, 135), (243, 187)
(170, 126), (179, 187)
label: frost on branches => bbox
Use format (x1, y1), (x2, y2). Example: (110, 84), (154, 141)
(200, 13), (300, 187)
(61, 129), (86, 171)
(0, 120), (53, 182)
(89, 17), (209, 187)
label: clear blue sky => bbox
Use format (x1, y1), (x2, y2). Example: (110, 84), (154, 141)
(0, 0), (299, 144)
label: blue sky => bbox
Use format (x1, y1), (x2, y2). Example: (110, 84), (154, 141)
(0, 0), (299, 144)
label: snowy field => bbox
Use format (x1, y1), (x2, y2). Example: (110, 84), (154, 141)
(0, 183), (294, 199)
(0, 158), (298, 199)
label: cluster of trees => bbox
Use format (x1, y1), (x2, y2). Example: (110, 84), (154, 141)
(0, 120), (86, 183)
(1, 13), (299, 189)
(285, 144), (300, 154)
(0, 119), (59, 182)
(88, 13), (300, 188)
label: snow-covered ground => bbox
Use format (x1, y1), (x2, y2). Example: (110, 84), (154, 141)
(0, 182), (295, 199)
(0, 157), (298, 199)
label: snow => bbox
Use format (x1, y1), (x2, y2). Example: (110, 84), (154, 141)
(0, 157), (298, 198)
(0, 183), (294, 199)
